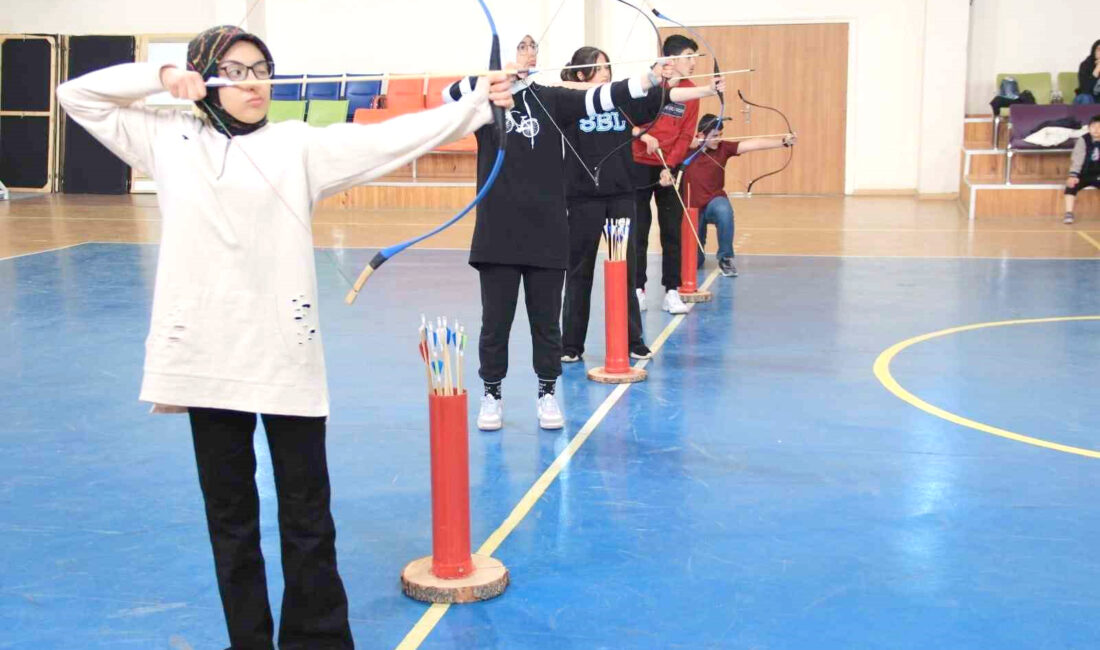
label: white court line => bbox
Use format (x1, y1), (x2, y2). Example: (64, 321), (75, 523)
(0, 242), (88, 262)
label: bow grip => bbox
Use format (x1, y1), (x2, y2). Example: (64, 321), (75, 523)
(489, 35), (507, 143)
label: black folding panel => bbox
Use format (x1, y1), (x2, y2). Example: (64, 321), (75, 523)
(62, 35), (136, 193)
(0, 38), (51, 111)
(0, 37), (55, 191)
(0, 116), (49, 188)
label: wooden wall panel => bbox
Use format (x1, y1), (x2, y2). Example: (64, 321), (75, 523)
(964, 120), (993, 148)
(659, 23), (848, 195)
(967, 152), (1004, 181)
(747, 23), (847, 194)
(416, 153), (476, 181)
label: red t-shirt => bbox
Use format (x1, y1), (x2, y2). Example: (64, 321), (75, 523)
(683, 142), (740, 208)
(631, 80), (699, 168)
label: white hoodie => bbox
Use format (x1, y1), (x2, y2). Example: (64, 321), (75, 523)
(57, 63), (492, 417)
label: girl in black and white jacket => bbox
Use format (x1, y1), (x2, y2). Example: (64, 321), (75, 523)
(557, 46), (721, 364)
(444, 33), (664, 431)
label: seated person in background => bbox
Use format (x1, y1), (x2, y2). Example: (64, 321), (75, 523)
(1063, 114), (1100, 224)
(1074, 39), (1100, 104)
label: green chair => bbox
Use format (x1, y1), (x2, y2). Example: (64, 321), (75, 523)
(994, 73), (1053, 113)
(1057, 71), (1079, 103)
(267, 100), (306, 123)
(306, 100), (350, 127)
(992, 73), (1053, 147)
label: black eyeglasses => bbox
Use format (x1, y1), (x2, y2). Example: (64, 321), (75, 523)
(217, 60), (274, 81)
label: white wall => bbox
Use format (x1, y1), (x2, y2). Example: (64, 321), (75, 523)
(3, 0), (983, 195)
(0, 0), (579, 80)
(918, 0), (969, 195)
(0, 0), (222, 34)
(966, 0), (1098, 114)
(262, 0), (583, 81)
(0, 0), (578, 91)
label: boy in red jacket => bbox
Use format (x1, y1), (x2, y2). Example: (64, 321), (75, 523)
(632, 34), (700, 315)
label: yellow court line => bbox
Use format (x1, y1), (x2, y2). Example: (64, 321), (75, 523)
(733, 252), (1100, 261)
(873, 316), (1100, 458)
(396, 268), (722, 649)
(1076, 231), (1100, 252)
(740, 227), (1097, 234)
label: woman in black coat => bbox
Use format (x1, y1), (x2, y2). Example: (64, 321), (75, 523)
(1074, 39), (1100, 104)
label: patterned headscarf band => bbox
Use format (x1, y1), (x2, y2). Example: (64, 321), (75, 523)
(186, 25), (275, 138)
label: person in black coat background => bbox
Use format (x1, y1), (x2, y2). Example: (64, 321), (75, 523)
(1074, 39), (1100, 104)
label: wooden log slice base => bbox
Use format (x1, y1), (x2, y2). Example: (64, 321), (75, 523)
(401, 554), (509, 604)
(678, 289), (712, 303)
(586, 366), (648, 384)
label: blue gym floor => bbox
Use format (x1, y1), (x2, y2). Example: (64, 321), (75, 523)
(1, 243), (1098, 649)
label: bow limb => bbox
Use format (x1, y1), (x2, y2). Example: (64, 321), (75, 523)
(344, 0), (507, 305)
(738, 89), (794, 196)
(523, 0), (668, 188)
(649, 3), (724, 168)
(585, 0), (668, 183)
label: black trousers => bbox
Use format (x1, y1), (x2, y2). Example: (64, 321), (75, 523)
(477, 264), (566, 384)
(1065, 173), (1100, 195)
(189, 407), (353, 650)
(562, 196), (645, 356)
(634, 163), (683, 291)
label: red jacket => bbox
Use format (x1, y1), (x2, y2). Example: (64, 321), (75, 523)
(631, 80), (699, 168)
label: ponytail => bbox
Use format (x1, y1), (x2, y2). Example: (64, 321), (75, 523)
(562, 46), (610, 83)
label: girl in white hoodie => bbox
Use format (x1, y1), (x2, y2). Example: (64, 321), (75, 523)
(58, 25), (513, 649)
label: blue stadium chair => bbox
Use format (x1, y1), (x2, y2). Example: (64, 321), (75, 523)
(270, 74), (303, 101)
(345, 77), (382, 120)
(305, 74), (341, 101)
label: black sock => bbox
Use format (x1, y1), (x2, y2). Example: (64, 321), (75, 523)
(538, 378), (556, 398)
(484, 381), (501, 400)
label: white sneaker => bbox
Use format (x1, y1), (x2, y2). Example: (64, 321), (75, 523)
(536, 394), (565, 430)
(636, 288), (647, 312)
(477, 394), (503, 431)
(662, 288), (689, 314)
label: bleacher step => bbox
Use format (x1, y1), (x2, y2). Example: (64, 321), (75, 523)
(961, 182), (1099, 219)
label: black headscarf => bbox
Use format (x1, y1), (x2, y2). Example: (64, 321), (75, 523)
(1088, 39), (1100, 66)
(187, 25), (274, 137)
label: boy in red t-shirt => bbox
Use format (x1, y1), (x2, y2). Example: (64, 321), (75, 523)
(632, 34), (701, 315)
(682, 113), (796, 276)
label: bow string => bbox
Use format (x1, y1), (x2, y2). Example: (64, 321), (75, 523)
(586, 0), (668, 185)
(511, 0), (672, 190)
(205, 0), (507, 304)
(648, 3), (723, 168)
